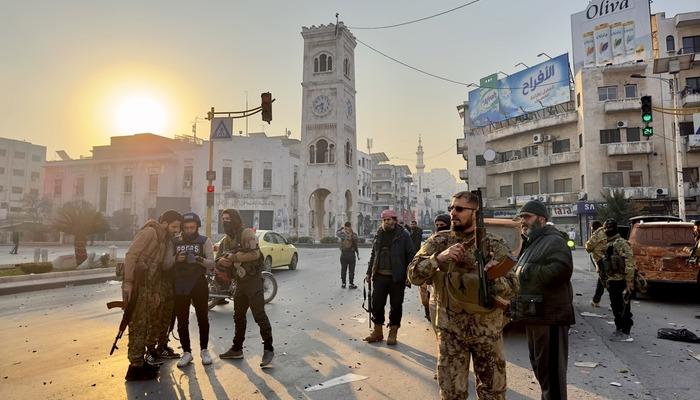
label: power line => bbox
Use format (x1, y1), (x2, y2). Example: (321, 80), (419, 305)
(348, 0), (483, 30)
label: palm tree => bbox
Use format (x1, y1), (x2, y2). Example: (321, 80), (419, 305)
(53, 201), (110, 266)
(597, 189), (635, 225)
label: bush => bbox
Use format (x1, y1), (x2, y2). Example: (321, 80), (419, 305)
(297, 236), (313, 244)
(320, 236), (339, 244)
(18, 262), (53, 274)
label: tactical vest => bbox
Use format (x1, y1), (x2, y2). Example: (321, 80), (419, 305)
(173, 234), (207, 294)
(601, 239), (626, 276)
(220, 231), (263, 280)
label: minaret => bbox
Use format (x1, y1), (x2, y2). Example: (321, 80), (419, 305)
(416, 135), (425, 192)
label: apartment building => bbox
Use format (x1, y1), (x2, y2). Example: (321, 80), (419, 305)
(0, 137), (46, 218)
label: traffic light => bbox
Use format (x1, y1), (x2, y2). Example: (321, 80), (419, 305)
(206, 185), (215, 207)
(641, 96), (652, 123)
(643, 125), (654, 138)
(261, 92), (272, 124)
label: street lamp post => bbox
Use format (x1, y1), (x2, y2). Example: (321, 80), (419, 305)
(630, 73), (685, 220)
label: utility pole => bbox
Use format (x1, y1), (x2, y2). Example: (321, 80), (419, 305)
(670, 76), (685, 220)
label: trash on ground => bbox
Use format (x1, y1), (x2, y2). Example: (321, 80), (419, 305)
(574, 362), (598, 368)
(609, 382), (622, 387)
(657, 328), (700, 344)
(351, 317), (367, 323)
(606, 321), (615, 325)
(105, 281), (121, 285)
(580, 312), (606, 318)
(304, 373), (368, 392)
(688, 349), (700, 363)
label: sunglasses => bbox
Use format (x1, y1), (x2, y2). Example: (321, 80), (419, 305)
(447, 205), (476, 213)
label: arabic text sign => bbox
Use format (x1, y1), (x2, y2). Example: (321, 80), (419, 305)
(468, 53), (571, 128)
(571, 0), (652, 72)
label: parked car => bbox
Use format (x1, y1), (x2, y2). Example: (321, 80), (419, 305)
(215, 230), (298, 271)
(628, 217), (698, 288)
(421, 229), (433, 241)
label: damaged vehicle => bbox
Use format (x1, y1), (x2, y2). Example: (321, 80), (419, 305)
(627, 216), (699, 290)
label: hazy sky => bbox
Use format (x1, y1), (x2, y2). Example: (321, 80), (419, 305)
(0, 0), (695, 172)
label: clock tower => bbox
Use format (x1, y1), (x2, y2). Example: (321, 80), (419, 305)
(299, 22), (358, 239)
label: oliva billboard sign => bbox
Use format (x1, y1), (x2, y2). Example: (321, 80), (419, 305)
(571, 0), (652, 72)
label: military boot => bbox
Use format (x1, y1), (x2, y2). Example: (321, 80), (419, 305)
(125, 365), (158, 381)
(363, 324), (383, 342)
(386, 325), (399, 345)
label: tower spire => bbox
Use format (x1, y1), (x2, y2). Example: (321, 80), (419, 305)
(416, 134), (425, 173)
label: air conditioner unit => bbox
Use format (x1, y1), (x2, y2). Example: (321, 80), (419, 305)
(533, 134), (543, 144)
(507, 197), (515, 205)
(537, 195), (548, 202)
(656, 188), (669, 196)
(617, 120), (628, 128)
(543, 134), (553, 142)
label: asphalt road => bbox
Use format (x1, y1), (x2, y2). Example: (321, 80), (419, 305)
(0, 247), (698, 399)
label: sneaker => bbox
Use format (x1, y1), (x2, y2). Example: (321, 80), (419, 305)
(157, 345), (180, 359)
(349, 284), (357, 289)
(260, 349), (274, 368)
(219, 347), (244, 359)
(341, 283), (346, 288)
(145, 351), (164, 366)
(177, 352), (193, 368)
(590, 300), (600, 308)
(125, 365), (158, 381)
(609, 330), (625, 341)
(612, 333), (634, 342)
(201, 349), (213, 365)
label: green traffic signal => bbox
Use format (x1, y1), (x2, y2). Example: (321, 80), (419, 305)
(642, 113), (652, 123)
(640, 95), (652, 123)
(643, 126), (653, 137)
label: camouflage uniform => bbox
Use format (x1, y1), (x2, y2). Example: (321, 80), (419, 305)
(601, 234), (635, 334)
(123, 220), (168, 366)
(584, 228), (607, 266)
(147, 249), (176, 350)
(408, 230), (519, 400)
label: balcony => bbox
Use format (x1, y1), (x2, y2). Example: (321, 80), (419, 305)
(603, 186), (666, 199)
(687, 135), (700, 152)
(550, 150), (580, 165)
(684, 182), (700, 198)
(604, 98), (640, 113)
(458, 169), (469, 182)
(547, 192), (580, 203)
(486, 150), (579, 175)
(681, 88), (700, 108)
(487, 197), (511, 208)
(606, 141), (653, 156)
(486, 110), (577, 142)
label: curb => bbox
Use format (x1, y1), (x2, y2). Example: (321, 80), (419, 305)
(0, 267), (117, 296)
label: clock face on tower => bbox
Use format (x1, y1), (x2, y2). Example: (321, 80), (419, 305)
(345, 98), (353, 119)
(312, 95), (332, 116)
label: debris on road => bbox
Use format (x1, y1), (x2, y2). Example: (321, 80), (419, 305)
(304, 373), (368, 392)
(688, 349), (700, 363)
(657, 328), (700, 343)
(574, 362), (598, 368)
(580, 312), (607, 318)
(610, 382), (622, 387)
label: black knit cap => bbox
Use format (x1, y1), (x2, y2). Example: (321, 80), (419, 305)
(518, 200), (549, 220)
(434, 214), (450, 226)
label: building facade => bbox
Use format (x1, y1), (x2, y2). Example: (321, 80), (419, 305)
(0, 137), (46, 218)
(356, 150), (373, 236)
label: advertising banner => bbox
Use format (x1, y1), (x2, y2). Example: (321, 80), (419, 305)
(468, 53), (571, 127)
(571, 0), (652, 72)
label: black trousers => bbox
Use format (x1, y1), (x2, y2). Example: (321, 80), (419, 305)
(370, 274), (406, 327)
(526, 324), (569, 400)
(10, 243), (18, 254)
(233, 275), (273, 351)
(174, 276), (210, 353)
(607, 280), (633, 334)
(340, 255), (356, 284)
(592, 277), (606, 303)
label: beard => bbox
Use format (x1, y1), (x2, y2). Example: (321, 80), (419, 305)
(522, 219), (544, 237)
(451, 218), (472, 232)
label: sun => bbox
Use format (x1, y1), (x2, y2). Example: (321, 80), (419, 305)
(114, 94), (168, 134)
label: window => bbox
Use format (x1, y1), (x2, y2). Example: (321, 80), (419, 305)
(552, 139), (570, 153)
(475, 155), (486, 166)
(686, 77), (700, 91)
(222, 166), (232, 188)
(314, 53), (333, 73)
(0, 149), (5, 157)
(243, 168), (252, 190)
(343, 58), (350, 78)
(54, 179), (62, 195)
(263, 168), (272, 190)
(579, 134), (583, 148)
(597, 86), (618, 101)
(626, 127), (640, 142)
(124, 176), (133, 193)
(576, 92), (581, 108)
(179, 167), (191, 189)
(602, 172), (623, 187)
(681, 35), (700, 54)
(600, 129), (621, 144)
(522, 145), (538, 158)
(624, 84), (637, 98)
(629, 171), (643, 187)
(309, 145), (316, 163)
(315, 139), (328, 163)
(683, 167), (699, 185)
(329, 144), (335, 163)
(617, 160), (633, 171)
(14, 151), (25, 159)
(148, 174), (158, 193)
(31, 172), (40, 182)
(581, 174), (585, 189)
(523, 182), (539, 195)
(679, 121), (694, 136)
(553, 178), (572, 193)
(666, 35), (675, 52)
(99, 177), (108, 212)
(12, 169), (24, 176)
(500, 185), (512, 198)
(76, 177), (85, 196)
(31, 154), (41, 162)
(12, 187), (23, 194)
(344, 141), (353, 166)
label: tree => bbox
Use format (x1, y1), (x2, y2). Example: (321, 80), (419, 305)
(596, 189), (635, 225)
(22, 192), (52, 223)
(53, 201), (110, 265)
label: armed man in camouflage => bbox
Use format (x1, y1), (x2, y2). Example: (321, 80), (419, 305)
(408, 191), (519, 400)
(600, 218), (636, 342)
(585, 220), (606, 307)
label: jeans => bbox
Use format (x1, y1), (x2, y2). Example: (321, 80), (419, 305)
(174, 276), (209, 353)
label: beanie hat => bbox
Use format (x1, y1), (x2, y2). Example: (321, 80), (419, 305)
(434, 214), (450, 226)
(518, 200), (549, 219)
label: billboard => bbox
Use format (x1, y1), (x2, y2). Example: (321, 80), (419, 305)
(468, 53), (571, 128)
(571, 0), (652, 72)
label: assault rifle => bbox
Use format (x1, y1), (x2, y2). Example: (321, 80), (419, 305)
(106, 285), (138, 355)
(688, 240), (699, 265)
(473, 189), (492, 309)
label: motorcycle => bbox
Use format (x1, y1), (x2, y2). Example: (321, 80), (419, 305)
(207, 267), (278, 310)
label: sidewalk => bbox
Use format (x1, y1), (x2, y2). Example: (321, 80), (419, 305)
(0, 267), (117, 296)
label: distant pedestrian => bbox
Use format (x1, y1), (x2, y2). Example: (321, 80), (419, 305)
(364, 209), (416, 345)
(336, 222), (359, 289)
(10, 231), (20, 254)
(433, 214), (450, 232)
(513, 200), (574, 400)
(585, 220), (606, 308)
(409, 220), (422, 251)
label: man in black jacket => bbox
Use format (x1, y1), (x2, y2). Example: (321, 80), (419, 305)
(513, 200), (574, 400)
(364, 209), (416, 345)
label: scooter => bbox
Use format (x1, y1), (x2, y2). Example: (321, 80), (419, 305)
(207, 267), (278, 310)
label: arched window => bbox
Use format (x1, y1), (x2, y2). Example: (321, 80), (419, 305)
(309, 144), (316, 164)
(316, 139), (328, 163)
(314, 53), (333, 73)
(327, 56), (332, 71)
(329, 144), (335, 163)
(344, 58), (350, 78)
(666, 35), (675, 52)
(314, 58), (319, 73)
(319, 54), (327, 72)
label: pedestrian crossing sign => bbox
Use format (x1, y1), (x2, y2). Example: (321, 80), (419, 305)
(210, 117), (233, 140)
